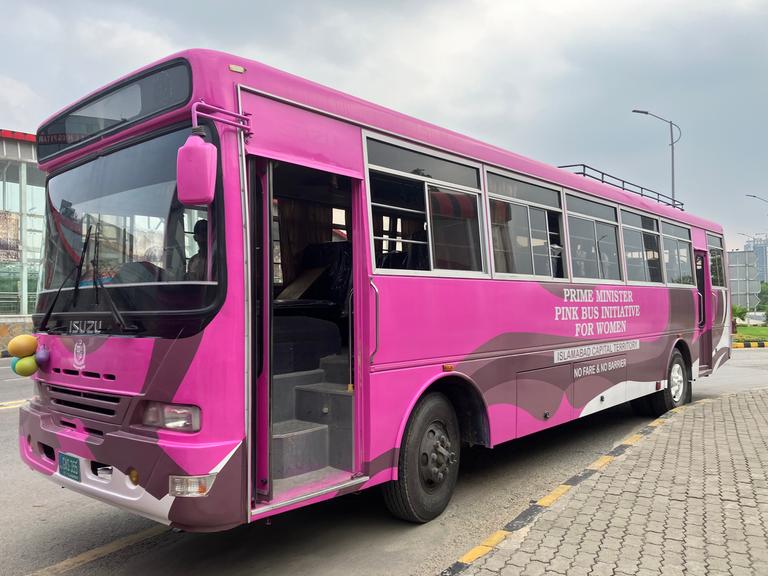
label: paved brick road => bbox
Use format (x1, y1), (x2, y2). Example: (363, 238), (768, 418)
(463, 390), (768, 576)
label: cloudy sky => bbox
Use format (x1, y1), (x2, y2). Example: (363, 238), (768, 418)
(2, 0), (766, 245)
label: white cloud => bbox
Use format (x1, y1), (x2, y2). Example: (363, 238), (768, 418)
(72, 17), (180, 74)
(1, 0), (766, 244)
(0, 76), (47, 131)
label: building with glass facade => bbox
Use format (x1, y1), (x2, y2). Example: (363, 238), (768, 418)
(729, 249), (760, 309)
(743, 234), (768, 284)
(0, 129), (45, 345)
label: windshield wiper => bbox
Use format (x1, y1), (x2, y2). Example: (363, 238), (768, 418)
(39, 225), (94, 333)
(91, 225), (139, 333)
(71, 225), (93, 308)
(38, 267), (77, 333)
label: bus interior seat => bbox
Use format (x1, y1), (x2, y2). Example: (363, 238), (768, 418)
(273, 315), (341, 374)
(406, 229), (429, 270)
(380, 251), (408, 269)
(274, 241), (352, 348)
(276, 267), (327, 300)
(300, 241), (352, 311)
(377, 231), (429, 270)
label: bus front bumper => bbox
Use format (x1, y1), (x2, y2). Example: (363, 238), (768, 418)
(18, 402), (246, 531)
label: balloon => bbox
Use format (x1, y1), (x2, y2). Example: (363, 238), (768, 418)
(10, 357), (19, 374)
(8, 335), (38, 358)
(35, 347), (50, 366)
(14, 356), (38, 377)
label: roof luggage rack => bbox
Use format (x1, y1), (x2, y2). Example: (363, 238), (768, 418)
(558, 164), (684, 210)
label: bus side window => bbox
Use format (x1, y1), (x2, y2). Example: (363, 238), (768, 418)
(370, 171), (429, 271)
(662, 223), (694, 285)
(490, 200), (565, 278)
(566, 194), (622, 281)
(621, 211), (662, 283)
(428, 185), (483, 272)
(707, 234), (726, 287)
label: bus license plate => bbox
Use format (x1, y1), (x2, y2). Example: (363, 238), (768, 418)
(59, 453), (81, 482)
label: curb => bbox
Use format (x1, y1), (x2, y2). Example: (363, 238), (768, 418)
(733, 341), (767, 348)
(439, 400), (709, 576)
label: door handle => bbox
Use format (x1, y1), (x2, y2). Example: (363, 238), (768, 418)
(369, 277), (379, 364)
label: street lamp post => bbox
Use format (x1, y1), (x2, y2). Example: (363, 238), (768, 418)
(746, 194), (768, 206)
(632, 110), (682, 204)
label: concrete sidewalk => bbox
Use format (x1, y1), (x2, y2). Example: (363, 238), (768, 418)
(455, 390), (768, 576)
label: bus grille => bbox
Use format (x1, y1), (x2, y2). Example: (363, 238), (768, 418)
(41, 384), (130, 423)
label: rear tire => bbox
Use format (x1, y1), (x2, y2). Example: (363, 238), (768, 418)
(383, 393), (460, 523)
(648, 349), (690, 417)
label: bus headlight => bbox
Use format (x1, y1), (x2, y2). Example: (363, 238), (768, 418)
(142, 402), (201, 432)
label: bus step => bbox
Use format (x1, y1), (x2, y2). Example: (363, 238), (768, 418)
(272, 419), (329, 479)
(272, 369), (325, 421)
(319, 354), (350, 384)
(294, 382), (353, 471)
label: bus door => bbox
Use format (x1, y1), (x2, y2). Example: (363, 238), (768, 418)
(249, 157), (361, 507)
(695, 251), (712, 369)
(242, 89), (369, 511)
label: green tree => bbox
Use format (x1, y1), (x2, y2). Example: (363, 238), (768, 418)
(732, 305), (748, 321)
(759, 282), (768, 312)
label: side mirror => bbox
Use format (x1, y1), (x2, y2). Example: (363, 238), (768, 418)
(177, 127), (217, 205)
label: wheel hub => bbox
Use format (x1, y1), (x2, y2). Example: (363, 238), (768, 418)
(670, 363), (685, 403)
(419, 422), (456, 490)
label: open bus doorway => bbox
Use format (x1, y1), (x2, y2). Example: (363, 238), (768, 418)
(695, 251), (713, 370)
(255, 160), (356, 504)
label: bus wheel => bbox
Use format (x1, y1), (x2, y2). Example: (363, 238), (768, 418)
(649, 349), (690, 417)
(383, 393), (460, 523)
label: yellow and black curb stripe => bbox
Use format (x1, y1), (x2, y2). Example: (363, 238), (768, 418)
(439, 401), (710, 576)
(733, 341), (767, 349)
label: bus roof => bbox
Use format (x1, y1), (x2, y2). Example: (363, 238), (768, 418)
(38, 48), (722, 234)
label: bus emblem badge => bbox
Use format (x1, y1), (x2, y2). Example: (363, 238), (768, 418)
(73, 339), (86, 370)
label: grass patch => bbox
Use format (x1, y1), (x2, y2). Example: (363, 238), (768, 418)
(734, 325), (768, 342)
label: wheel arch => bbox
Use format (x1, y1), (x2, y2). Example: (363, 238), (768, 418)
(670, 338), (693, 403)
(394, 372), (491, 457)
(671, 338), (692, 377)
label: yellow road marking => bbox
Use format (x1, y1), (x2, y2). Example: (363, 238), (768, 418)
(648, 419), (665, 427)
(28, 525), (168, 576)
(459, 545), (493, 564)
(670, 406), (686, 413)
(537, 484), (571, 507)
(0, 399), (28, 410)
(458, 529), (512, 564)
(622, 434), (643, 446)
(480, 530), (510, 548)
(588, 455), (614, 471)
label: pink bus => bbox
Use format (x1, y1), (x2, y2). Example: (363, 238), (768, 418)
(20, 49), (730, 531)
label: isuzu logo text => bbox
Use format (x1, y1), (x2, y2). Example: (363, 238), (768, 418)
(69, 320), (103, 335)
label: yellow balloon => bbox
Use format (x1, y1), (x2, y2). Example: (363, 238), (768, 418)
(15, 355), (38, 377)
(8, 334), (38, 358)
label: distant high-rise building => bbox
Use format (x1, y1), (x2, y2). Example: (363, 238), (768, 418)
(729, 250), (761, 309)
(743, 234), (768, 283)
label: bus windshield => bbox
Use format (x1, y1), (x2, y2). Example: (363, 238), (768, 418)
(38, 127), (218, 319)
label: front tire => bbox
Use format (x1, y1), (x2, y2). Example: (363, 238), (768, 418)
(383, 393), (460, 523)
(648, 349), (690, 417)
